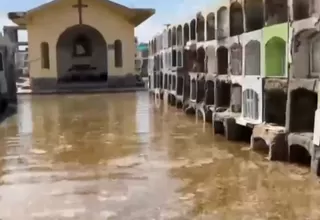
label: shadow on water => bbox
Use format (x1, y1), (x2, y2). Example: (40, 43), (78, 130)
(0, 92), (319, 219)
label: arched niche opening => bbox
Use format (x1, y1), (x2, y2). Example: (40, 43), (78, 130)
(191, 78), (197, 100)
(289, 88), (317, 132)
(172, 26), (177, 46)
(177, 25), (183, 46)
(217, 46), (228, 75)
(168, 29), (172, 47)
(183, 23), (190, 45)
(265, 0), (288, 26)
(177, 50), (183, 67)
(196, 13), (205, 42)
(291, 30), (315, 78)
(172, 75), (177, 91)
(183, 74), (191, 100)
(196, 76), (205, 103)
(164, 74), (168, 89)
(169, 75), (172, 90)
(216, 80), (231, 108)
(265, 37), (286, 77)
(231, 84), (242, 113)
(244, 0), (263, 32)
(310, 32), (320, 78)
(217, 6), (228, 39)
(293, 0), (310, 21)
(245, 40), (260, 75)
(172, 49), (177, 67)
(289, 144), (311, 166)
(160, 72), (163, 88)
(205, 80), (215, 105)
(206, 13), (215, 40)
(197, 47), (205, 72)
(190, 49), (198, 72)
(242, 89), (259, 120)
(264, 89), (286, 125)
(177, 76), (184, 95)
(206, 45), (216, 74)
(229, 2), (244, 36)
(190, 19), (196, 40)
(230, 43), (242, 75)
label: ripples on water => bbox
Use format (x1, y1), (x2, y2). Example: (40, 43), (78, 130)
(0, 92), (320, 219)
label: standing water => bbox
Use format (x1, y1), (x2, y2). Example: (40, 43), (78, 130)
(0, 92), (320, 219)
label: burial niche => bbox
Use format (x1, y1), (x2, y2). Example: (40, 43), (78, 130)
(216, 81), (231, 108)
(289, 88), (317, 132)
(245, 40), (260, 75)
(56, 24), (107, 83)
(168, 29), (172, 47)
(184, 75), (191, 100)
(177, 76), (183, 95)
(164, 74), (168, 89)
(289, 144), (311, 166)
(265, 0), (288, 26)
(177, 50), (182, 67)
(231, 84), (242, 112)
(196, 76), (205, 103)
(197, 47), (205, 72)
(177, 25), (183, 46)
(205, 80), (215, 105)
(172, 27), (177, 46)
(230, 43), (242, 75)
(196, 13), (205, 42)
(160, 72), (163, 88)
(191, 78), (197, 100)
(183, 23), (189, 44)
(229, 2), (244, 36)
(206, 45), (216, 74)
(217, 7), (228, 39)
(169, 75), (172, 90)
(206, 13), (215, 40)
(264, 89), (286, 125)
(217, 46), (228, 75)
(311, 33), (320, 77)
(293, 0), (310, 20)
(242, 89), (259, 120)
(190, 19), (196, 40)
(172, 50), (177, 67)
(265, 37), (286, 77)
(244, 0), (263, 32)
(172, 75), (176, 91)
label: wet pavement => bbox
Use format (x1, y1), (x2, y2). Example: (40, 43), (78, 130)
(0, 92), (320, 219)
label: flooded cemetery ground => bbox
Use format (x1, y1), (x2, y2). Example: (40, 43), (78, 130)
(1, 92), (320, 219)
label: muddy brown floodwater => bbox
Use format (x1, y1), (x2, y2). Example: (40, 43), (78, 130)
(1, 92), (320, 219)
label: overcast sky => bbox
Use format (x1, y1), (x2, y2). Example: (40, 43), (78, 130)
(0, 0), (221, 43)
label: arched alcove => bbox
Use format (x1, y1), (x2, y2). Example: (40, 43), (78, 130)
(265, 89), (286, 125)
(164, 74), (168, 89)
(196, 77), (205, 103)
(289, 88), (317, 132)
(265, 0), (288, 25)
(217, 7), (228, 38)
(231, 84), (242, 112)
(265, 37), (286, 77)
(229, 2), (244, 36)
(172, 75), (176, 90)
(242, 89), (259, 119)
(230, 43), (242, 75)
(244, 0), (263, 32)
(160, 72), (163, 88)
(177, 25), (183, 45)
(183, 23), (190, 45)
(168, 29), (172, 47)
(216, 81), (231, 107)
(190, 19), (196, 40)
(289, 144), (311, 166)
(245, 40), (260, 75)
(206, 13), (215, 40)
(217, 46), (228, 75)
(177, 76), (183, 95)
(184, 74), (191, 100)
(205, 80), (215, 105)
(197, 47), (205, 72)
(172, 26), (177, 46)
(197, 13), (205, 42)
(191, 78), (197, 100)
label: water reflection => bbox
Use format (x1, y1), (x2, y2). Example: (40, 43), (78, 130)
(0, 93), (319, 219)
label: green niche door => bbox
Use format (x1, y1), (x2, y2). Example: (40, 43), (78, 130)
(265, 37), (286, 77)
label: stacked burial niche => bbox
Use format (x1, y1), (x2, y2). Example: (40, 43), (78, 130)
(177, 25), (183, 46)
(229, 2), (244, 36)
(205, 80), (215, 105)
(191, 78), (197, 100)
(245, 40), (260, 76)
(265, 0), (288, 26)
(243, 89), (259, 120)
(244, 0), (263, 32)
(197, 47), (205, 73)
(231, 84), (242, 113)
(216, 80), (231, 110)
(196, 75), (205, 103)
(196, 13), (205, 42)
(183, 23), (189, 45)
(206, 13), (215, 40)
(230, 43), (242, 75)
(177, 76), (183, 95)
(168, 29), (172, 48)
(217, 46), (228, 75)
(293, 0), (310, 21)
(217, 6), (228, 39)
(190, 19), (196, 41)
(172, 27), (177, 46)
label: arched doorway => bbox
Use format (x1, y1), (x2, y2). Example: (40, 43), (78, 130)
(56, 24), (107, 83)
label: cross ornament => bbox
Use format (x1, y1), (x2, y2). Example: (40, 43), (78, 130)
(72, 0), (88, 24)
